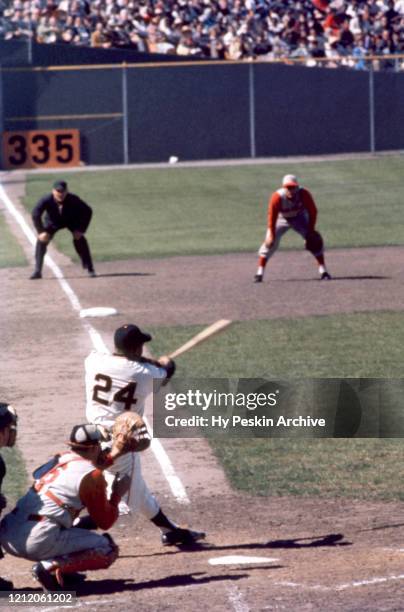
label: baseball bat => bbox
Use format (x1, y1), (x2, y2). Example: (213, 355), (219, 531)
(168, 319), (232, 359)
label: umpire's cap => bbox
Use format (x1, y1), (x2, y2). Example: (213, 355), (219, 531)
(53, 180), (68, 192)
(114, 324), (152, 353)
(69, 424), (102, 448)
(0, 403), (17, 429)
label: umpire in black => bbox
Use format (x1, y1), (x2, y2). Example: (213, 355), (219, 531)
(30, 180), (96, 279)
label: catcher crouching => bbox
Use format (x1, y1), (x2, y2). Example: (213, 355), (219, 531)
(0, 423), (134, 593)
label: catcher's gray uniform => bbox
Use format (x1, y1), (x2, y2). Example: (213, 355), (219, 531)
(0, 451), (117, 575)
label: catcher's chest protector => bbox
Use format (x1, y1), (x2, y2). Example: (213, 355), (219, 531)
(34, 452), (94, 516)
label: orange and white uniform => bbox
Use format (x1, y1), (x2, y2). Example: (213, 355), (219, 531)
(259, 187), (321, 259)
(255, 174), (330, 282)
(0, 451), (119, 575)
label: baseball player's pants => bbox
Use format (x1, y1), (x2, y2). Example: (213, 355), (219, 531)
(258, 210), (322, 260)
(104, 452), (159, 519)
(0, 511), (111, 562)
(34, 224), (94, 274)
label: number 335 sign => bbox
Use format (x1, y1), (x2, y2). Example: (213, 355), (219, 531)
(2, 130), (80, 169)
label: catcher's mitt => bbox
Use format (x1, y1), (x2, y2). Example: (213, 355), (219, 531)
(305, 230), (323, 254)
(111, 412), (151, 454)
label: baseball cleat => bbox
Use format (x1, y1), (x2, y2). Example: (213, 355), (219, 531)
(32, 562), (61, 593)
(29, 271), (42, 280)
(161, 527), (206, 546)
(254, 274), (263, 283)
(88, 269), (97, 278)
(320, 271), (332, 280)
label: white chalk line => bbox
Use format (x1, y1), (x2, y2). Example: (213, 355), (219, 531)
(0, 181), (189, 505)
(274, 573), (404, 592)
(226, 584), (250, 612)
(145, 417), (190, 504)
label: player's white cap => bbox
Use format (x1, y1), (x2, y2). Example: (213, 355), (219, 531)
(282, 174), (299, 188)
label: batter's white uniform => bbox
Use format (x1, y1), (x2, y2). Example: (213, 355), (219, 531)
(85, 350), (167, 518)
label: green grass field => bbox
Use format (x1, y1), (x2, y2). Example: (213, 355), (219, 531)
(149, 312), (404, 501)
(23, 156), (404, 261)
(149, 312), (404, 379)
(1, 448), (28, 507)
(0, 212), (27, 268)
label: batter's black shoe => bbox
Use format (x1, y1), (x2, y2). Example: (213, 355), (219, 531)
(254, 274), (263, 283)
(29, 271), (42, 280)
(161, 528), (206, 546)
(320, 271), (332, 280)
(0, 577), (13, 590)
(88, 269), (97, 278)
(32, 562), (61, 593)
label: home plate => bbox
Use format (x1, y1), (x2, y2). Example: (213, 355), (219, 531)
(79, 307), (118, 318)
(209, 555), (279, 566)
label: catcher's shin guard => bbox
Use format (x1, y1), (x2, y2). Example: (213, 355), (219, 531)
(51, 534), (119, 585)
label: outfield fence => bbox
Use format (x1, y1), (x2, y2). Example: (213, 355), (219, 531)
(1, 56), (403, 167)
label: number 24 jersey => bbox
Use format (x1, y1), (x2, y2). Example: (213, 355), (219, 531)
(85, 350), (167, 430)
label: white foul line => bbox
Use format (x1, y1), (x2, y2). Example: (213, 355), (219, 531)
(274, 573), (404, 591)
(0, 181), (189, 504)
(226, 584), (250, 612)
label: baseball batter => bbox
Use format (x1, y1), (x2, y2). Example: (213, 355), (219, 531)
(254, 174), (331, 282)
(0, 424), (130, 593)
(30, 180), (95, 279)
(85, 323), (206, 546)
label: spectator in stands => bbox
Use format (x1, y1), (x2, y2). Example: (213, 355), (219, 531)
(91, 20), (111, 47)
(0, 0), (402, 68)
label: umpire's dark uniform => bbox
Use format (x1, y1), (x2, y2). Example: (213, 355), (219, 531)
(30, 180), (95, 279)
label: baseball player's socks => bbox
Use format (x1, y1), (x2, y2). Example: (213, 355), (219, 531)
(151, 509), (177, 532)
(254, 256), (267, 282)
(318, 264), (331, 280)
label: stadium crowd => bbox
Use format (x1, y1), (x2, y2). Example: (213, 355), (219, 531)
(0, 0), (403, 68)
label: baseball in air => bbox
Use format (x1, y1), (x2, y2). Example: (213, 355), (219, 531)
(169, 156), (179, 164)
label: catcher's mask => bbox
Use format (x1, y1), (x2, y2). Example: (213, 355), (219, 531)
(114, 324), (152, 356)
(68, 424), (102, 449)
(0, 403), (17, 447)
